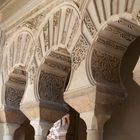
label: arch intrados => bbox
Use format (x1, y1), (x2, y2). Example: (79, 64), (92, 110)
(86, 13), (140, 87)
(4, 66), (27, 107)
(34, 47), (71, 102)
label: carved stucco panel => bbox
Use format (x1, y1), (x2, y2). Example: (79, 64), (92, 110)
(72, 34), (89, 70)
(105, 25), (136, 42)
(61, 8), (73, 45)
(83, 9), (97, 38)
(28, 57), (38, 84)
(21, 34), (31, 63)
(96, 36), (127, 52)
(36, 40), (43, 63)
(5, 86), (24, 108)
(91, 49), (121, 84)
(67, 17), (80, 49)
(38, 71), (65, 102)
(49, 52), (71, 64)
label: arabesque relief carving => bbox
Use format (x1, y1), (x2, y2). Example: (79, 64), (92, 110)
(91, 49), (120, 83)
(67, 17), (80, 49)
(61, 8), (73, 44)
(116, 18), (140, 32)
(45, 60), (70, 73)
(38, 71), (65, 102)
(96, 36), (126, 52)
(72, 34), (89, 69)
(28, 57), (38, 84)
(53, 10), (61, 45)
(105, 25), (135, 42)
(43, 22), (50, 51)
(134, 10), (140, 23)
(84, 10), (97, 38)
(5, 68), (26, 108)
(15, 35), (22, 64)
(5, 86), (24, 108)
(21, 34), (31, 63)
(25, 42), (35, 68)
(36, 40), (43, 61)
(49, 51), (71, 64)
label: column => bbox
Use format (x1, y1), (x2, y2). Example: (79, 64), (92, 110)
(0, 123), (20, 140)
(80, 112), (110, 140)
(30, 120), (52, 140)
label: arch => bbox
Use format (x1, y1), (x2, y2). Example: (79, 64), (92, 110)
(31, 46), (71, 123)
(36, 48), (71, 103)
(103, 35), (140, 140)
(20, 3), (83, 138)
(80, 0), (140, 85)
(5, 67), (26, 108)
(62, 1), (140, 139)
(33, 3), (92, 94)
(2, 28), (35, 83)
(33, 2), (82, 102)
(87, 14), (140, 98)
(0, 28), (35, 124)
(82, 0), (140, 33)
(35, 4), (81, 67)
(1, 66), (27, 124)
(63, 0), (140, 91)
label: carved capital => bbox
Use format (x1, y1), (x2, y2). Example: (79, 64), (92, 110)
(80, 112), (110, 131)
(30, 120), (52, 139)
(0, 123), (20, 135)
